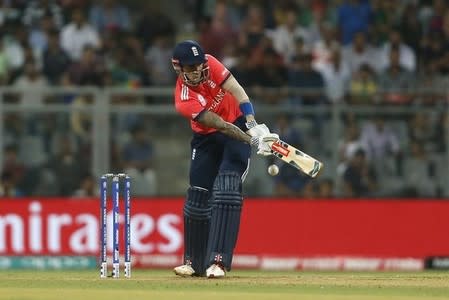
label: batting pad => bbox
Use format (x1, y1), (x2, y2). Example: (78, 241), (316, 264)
(183, 187), (212, 276)
(207, 172), (243, 271)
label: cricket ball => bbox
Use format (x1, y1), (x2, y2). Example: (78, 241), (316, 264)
(267, 164), (279, 176)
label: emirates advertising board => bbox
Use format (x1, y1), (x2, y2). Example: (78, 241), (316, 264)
(1, 198), (449, 271)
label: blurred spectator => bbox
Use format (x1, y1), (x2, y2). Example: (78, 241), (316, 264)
(89, 0), (131, 34)
(0, 170), (24, 196)
(0, 38), (10, 84)
(401, 141), (437, 197)
(112, 96), (144, 138)
(47, 135), (87, 196)
(238, 3), (266, 50)
(269, 6), (310, 64)
(3, 26), (25, 78)
(58, 0), (90, 10)
(114, 32), (147, 86)
(229, 47), (253, 87)
(109, 46), (141, 87)
(0, 2), (22, 26)
(199, 1), (237, 60)
(13, 60), (49, 108)
(433, 112), (448, 153)
(342, 31), (381, 74)
(338, 122), (368, 164)
(250, 47), (287, 104)
(70, 93), (93, 145)
(145, 35), (175, 86)
(135, 3), (176, 50)
(42, 29), (71, 84)
(337, 0), (372, 45)
(60, 8), (101, 61)
(316, 45), (351, 103)
(399, 3), (423, 54)
(272, 114), (304, 149)
(66, 46), (106, 86)
(429, 9), (449, 75)
(302, 1), (326, 46)
(312, 22), (339, 70)
(370, 0), (398, 45)
(426, 0), (446, 33)
(414, 66), (447, 105)
(348, 64), (378, 104)
(301, 181), (317, 198)
(360, 115), (401, 163)
(379, 27), (416, 72)
(225, 0), (247, 30)
(72, 172), (98, 197)
(121, 123), (157, 196)
(221, 42), (238, 69)
(22, 0), (64, 29)
(28, 13), (58, 60)
(2, 144), (26, 189)
(288, 52), (325, 105)
(293, 36), (309, 60)
(419, 31), (444, 72)
(407, 112), (438, 153)
(317, 178), (335, 198)
(337, 121), (370, 186)
(342, 149), (377, 197)
(246, 35), (275, 68)
(378, 46), (415, 104)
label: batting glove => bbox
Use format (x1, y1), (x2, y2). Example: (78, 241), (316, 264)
(246, 122), (271, 137)
(250, 133), (279, 156)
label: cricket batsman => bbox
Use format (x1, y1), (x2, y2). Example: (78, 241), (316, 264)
(171, 40), (278, 278)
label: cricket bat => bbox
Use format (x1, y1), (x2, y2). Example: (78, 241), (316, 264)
(268, 139), (323, 178)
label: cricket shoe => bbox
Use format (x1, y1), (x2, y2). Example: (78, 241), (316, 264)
(206, 264), (226, 278)
(173, 264), (195, 277)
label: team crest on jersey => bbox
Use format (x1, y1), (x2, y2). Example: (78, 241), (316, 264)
(207, 80), (216, 88)
(197, 94), (206, 106)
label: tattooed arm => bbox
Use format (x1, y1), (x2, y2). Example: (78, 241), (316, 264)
(197, 111), (252, 144)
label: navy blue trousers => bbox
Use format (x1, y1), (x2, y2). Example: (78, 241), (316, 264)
(189, 116), (251, 188)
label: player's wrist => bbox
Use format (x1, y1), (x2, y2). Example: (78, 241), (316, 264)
(240, 102), (255, 117)
(245, 119), (257, 130)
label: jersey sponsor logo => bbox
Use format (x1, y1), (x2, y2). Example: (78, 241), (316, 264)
(191, 47), (199, 56)
(181, 84), (189, 101)
(208, 89), (225, 112)
(197, 94), (206, 106)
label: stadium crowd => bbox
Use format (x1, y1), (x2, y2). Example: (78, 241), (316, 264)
(0, 0), (448, 198)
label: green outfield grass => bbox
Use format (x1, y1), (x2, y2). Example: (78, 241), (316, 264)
(0, 270), (448, 300)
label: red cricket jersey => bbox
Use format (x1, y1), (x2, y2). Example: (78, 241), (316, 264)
(174, 54), (242, 134)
